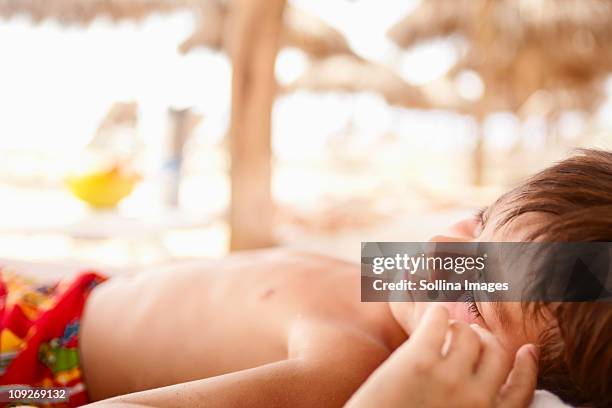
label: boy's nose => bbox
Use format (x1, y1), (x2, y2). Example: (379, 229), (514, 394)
(428, 234), (471, 243)
(423, 302), (473, 323)
(447, 217), (481, 238)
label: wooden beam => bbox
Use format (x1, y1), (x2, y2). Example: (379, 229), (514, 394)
(472, 124), (484, 186)
(227, 0), (285, 250)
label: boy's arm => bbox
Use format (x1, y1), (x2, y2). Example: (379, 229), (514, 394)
(86, 322), (390, 408)
(87, 358), (348, 408)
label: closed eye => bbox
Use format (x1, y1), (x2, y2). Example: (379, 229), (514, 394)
(474, 206), (488, 236)
(464, 290), (482, 319)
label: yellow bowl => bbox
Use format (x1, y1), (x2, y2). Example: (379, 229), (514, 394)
(66, 167), (137, 209)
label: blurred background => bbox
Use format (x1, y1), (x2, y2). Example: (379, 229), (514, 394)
(0, 0), (610, 268)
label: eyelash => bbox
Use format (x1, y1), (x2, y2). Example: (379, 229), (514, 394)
(464, 291), (481, 319)
(473, 208), (487, 237)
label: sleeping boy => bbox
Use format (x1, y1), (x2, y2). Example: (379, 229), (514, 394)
(1, 149), (610, 407)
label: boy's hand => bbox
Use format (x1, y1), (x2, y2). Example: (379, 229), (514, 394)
(346, 306), (539, 408)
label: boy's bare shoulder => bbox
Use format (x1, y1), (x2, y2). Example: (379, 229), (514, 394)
(287, 317), (392, 375)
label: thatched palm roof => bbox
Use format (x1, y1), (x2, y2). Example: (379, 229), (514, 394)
(388, 0), (612, 115)
(0, 0), (193, 24)
(0, 0), (354, 59)
(179, 4), (354, 58)
(284, 55), (430, 110)
(280, 5), (353, 59)
(178, 0), (225, 52)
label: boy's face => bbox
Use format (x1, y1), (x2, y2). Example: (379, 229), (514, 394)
(389, 204), (549, 355)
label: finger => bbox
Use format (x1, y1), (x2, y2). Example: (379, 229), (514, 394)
(408, 305), (450, 357)
(472, 324), (512, 391)
(444, 321), (481, 372)
(371, 306), (449, 377)
(389, 302), (424, 334)
(498, 344), (539, 408)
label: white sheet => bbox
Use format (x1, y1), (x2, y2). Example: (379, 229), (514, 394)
(531, 390), (573, 408)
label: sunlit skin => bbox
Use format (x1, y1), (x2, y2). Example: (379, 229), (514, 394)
(82, 204), (546, 407)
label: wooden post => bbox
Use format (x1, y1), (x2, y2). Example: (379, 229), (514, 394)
(227, 0), (285, 250)
(470, 0), (495, 187)
(473, 122), (484, 186)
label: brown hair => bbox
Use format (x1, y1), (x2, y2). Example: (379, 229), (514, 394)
(494, 149), (612, 407)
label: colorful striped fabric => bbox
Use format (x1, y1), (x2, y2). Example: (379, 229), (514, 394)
(0, 269), (105, 407)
